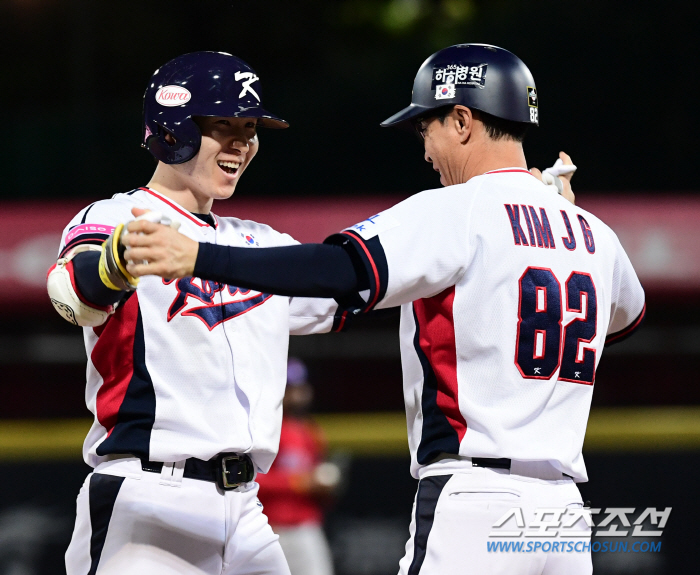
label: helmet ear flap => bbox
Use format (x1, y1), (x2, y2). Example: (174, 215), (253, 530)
(144, 118), (201, 165)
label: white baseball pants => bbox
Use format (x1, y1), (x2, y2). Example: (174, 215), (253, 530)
(398, 464), (593, 575)
(65, 458), (290, 575)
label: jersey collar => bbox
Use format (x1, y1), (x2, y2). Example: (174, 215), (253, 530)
(483, 167), (536, 177)
(139, 187), (219, 228)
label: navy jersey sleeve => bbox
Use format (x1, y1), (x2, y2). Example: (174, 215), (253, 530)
(324, 186), (478, 312)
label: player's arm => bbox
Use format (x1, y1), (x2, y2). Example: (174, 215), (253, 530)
(47, 210), (167, 327)
(47, 226), (135, 327)
(605, 233), (646, 346)
(194, 241), (367, 299)
(125, 189), (468, 314)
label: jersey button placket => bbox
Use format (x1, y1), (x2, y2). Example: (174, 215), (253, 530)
(216, 227), (236, 332)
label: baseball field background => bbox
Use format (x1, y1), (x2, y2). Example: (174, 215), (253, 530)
(1, 1), (698, 574)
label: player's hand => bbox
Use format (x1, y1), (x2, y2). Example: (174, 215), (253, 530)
(530, 151), (576, 205)
(123, 207), (199, 279)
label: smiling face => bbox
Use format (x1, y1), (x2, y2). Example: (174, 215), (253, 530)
(166, 116), (259, 205)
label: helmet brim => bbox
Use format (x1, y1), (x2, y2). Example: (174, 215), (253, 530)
(248, 107), (289, 129)
(380, 103), (435, 128)
(196, 105), (289, 129)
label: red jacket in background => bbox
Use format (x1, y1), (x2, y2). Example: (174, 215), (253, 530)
(257, 416), (326, 527)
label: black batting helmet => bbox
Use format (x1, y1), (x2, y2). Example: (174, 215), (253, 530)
(381, 44), (538, 128)
(143, 51), (288, 165)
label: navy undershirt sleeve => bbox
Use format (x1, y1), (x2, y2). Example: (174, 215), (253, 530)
(193, 243), (367, 298)
(72, 251), (127, 307)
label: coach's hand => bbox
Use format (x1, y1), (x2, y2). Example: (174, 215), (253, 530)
(123, 207), (199, 279)
(530, 151), (576, 205)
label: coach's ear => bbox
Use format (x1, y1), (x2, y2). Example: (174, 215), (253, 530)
(452, 105), (474, 144)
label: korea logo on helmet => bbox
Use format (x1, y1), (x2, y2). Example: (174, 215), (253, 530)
(155, 85), (192, 107)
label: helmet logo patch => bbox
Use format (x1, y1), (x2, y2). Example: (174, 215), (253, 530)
(528, 87), (538, 123)
(527, 87), (538, 107)
(234, 71), (260, 102)
(435, 84), (456, 100)
(432, 63), (488, 95)
(156, 85), (192, 107)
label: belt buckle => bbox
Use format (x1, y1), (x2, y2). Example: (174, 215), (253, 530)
(218, 454), (245, 490)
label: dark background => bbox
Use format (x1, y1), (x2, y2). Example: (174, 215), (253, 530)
(2, 0), (698, 200)
(1, 1), (698, 574)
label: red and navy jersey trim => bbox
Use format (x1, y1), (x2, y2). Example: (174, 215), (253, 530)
(60, 229), (112, 258)
(60, 235), (110, 258)
(140, 187), (218, 228)
(331, 309), (350, 332)
(59, 204), (112, 257)
(412, 288), (467, 465)
(92, 293), (156, 459)
(324, 229), (389, 313)
(331, 306), (401, 333)
(605, 303), (646, 346)
(80, 203), (96, 223)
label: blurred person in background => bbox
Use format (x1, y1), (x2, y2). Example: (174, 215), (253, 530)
(257, 358), (339, 575)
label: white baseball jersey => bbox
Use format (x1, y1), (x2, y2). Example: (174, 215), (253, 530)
(329, 168), (645, 481)
(59, 187), (339, 472)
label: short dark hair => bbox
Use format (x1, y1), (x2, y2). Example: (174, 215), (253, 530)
(415, 105), (530, 143)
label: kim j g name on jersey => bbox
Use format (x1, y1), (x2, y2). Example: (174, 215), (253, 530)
(504, 204), (595, 253)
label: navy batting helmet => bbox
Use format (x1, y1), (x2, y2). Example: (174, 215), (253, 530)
(143, 51), (288, 164)
(381, 44), (538, 128)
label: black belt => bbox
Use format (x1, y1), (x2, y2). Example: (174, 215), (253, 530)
(141, 453), (255, 490)
(472, 457), (512, 469)
(472, 457), (573, 479)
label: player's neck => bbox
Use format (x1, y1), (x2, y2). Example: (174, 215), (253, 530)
(460, 140), (527, 184)
(146, 166), (214, 214)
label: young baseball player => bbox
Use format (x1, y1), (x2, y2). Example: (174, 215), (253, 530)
(47, 52), (345, 575)
(124, 44), (645, 575)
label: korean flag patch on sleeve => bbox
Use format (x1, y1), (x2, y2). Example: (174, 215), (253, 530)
(345, 212), (400, 240)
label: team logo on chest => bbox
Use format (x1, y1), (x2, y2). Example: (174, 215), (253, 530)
(164, 277), (272, 331)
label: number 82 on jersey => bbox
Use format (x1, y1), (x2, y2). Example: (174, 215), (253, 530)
(515, 267), (597, 384)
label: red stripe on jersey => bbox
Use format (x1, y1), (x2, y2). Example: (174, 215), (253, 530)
(334, 311), (348, 332)
(413, 287), (467, 441)
(606, 303), (646, 345)
(484, 168), (536, 176)
(59, 237), (110, 259)
(340, 231), (381, 310)
(140, 188), (215, 228)
(92, 293), (140, 435)
(46, 263), (57, 281)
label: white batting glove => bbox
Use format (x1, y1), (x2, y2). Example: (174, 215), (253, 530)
(542, 158), (577, 195)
